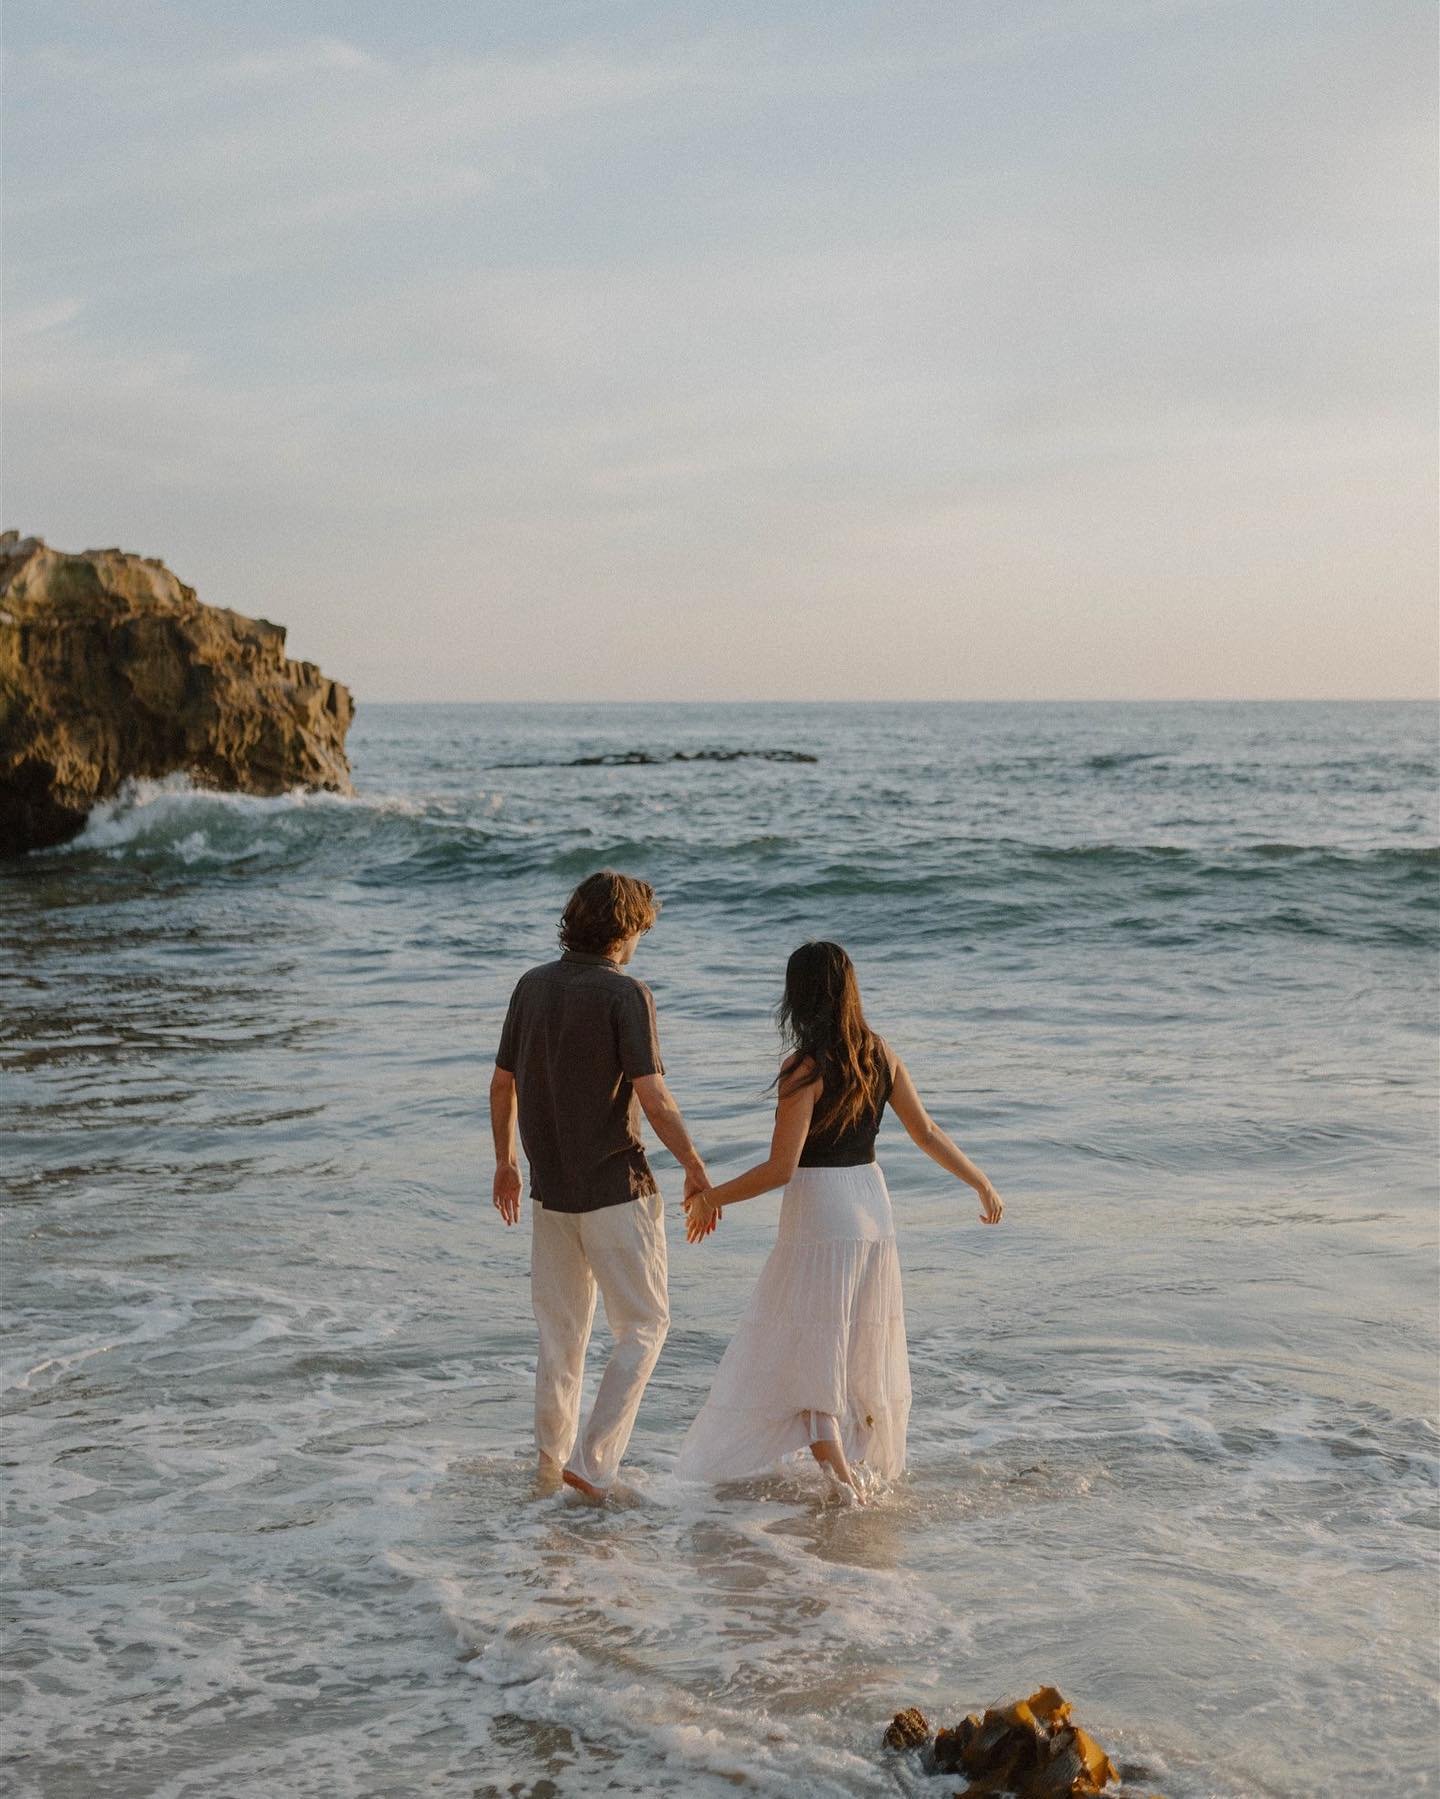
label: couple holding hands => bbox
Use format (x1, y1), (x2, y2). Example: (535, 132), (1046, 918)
(490, 871), (1003, 1505)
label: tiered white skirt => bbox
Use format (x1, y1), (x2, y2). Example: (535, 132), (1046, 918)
(675, 1163), (911, 1482)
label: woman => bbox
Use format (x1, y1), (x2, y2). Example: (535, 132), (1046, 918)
(677, 941), (1003, 1500)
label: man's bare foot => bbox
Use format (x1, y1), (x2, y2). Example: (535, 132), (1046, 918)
(535, 1455), (563, 1495)
(562, 1468), (607, 1504)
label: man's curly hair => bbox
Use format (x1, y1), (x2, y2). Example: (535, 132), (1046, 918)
(559, 870), (660, 954)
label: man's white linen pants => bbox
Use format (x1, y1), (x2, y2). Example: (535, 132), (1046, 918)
(530, 1188), (669, 1491)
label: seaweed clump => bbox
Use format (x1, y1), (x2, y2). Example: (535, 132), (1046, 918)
(884, 1686), (1160, 1797)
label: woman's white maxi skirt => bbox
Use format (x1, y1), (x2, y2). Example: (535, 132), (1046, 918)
(675, 1163), (911, 1482)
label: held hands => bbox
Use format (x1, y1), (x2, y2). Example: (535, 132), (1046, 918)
(978, 1182), (1004, 1225)
(684, 1188), (720, 1243)
(493, 1163), (522, 1226)
(683, 1162), (721, 1243)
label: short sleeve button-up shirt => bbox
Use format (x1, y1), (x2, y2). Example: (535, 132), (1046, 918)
(495, 950), (665, 1212)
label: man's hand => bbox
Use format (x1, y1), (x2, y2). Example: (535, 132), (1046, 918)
(683, 1161), (720, 1242)
(493, 1163), (522, 1226)
(978, 1182), (1004, 1225)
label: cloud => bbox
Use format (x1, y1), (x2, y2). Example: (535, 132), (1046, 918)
(212, 37), (377, 83)
(8, 297), (85, 337)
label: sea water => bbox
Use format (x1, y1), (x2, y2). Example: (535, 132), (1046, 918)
(3, 701), (1437, 1797)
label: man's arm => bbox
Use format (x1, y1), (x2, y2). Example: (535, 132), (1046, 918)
(490, 1066), (522, 1225)
(632, 1073), (708, 1200)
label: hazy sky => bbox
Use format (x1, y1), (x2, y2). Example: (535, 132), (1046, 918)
(5, 2), (1437, 700)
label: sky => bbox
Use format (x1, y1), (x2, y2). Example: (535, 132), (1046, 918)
(4, 1), (1437, 701)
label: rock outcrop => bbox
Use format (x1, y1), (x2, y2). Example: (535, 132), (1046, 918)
(884, 1688), (1160, 1797)
(0, 533), (354, 855)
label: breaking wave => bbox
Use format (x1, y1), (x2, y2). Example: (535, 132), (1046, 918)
(24, 773), (1436, 951)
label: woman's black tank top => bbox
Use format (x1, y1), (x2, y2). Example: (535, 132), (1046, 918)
(797, 1053), (894, 1168)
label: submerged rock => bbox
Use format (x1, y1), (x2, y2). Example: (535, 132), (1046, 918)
(884, 1688), (1158, 1797)
(884, 1707), (933, 1751)
(568, 748), (819, 766)
(0, 533), (353, 855)
(494, 748), (820, 768)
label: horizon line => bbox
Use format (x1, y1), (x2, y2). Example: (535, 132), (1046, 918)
(351, 694), (1440, 707)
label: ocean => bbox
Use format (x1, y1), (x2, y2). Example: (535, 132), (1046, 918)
(3, 700), (1437, 1798)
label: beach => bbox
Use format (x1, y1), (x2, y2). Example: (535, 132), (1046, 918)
(3, 699), (1437, 1797)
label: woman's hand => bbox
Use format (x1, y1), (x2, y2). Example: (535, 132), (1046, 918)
(684, 1188), (720, 1244)
(977, 1182), (1004, 1225)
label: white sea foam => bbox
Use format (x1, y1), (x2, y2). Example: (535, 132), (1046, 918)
(50, 774), (423, 860)
(6, 1248), (1434, 1797)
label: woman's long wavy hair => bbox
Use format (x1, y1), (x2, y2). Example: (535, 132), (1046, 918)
(775, 941), (888, 1139)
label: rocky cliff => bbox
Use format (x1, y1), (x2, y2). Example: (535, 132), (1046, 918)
(0, 533), (354, 855)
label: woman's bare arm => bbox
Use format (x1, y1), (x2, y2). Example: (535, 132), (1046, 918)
(685, 1060), (818, 1242)
(888, 1055), (1004, 1223)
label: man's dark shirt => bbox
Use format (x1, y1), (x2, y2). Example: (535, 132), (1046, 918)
(495, 950), (664, 1213)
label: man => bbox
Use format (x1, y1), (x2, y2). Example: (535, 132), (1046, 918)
(490, 870), (710, 1501)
